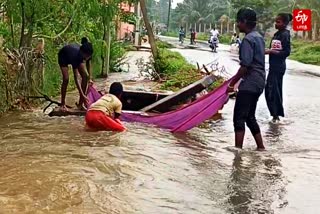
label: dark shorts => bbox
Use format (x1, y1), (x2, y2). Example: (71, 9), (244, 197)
(58, 50), (69, 67)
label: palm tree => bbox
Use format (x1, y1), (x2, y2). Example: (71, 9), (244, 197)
(173, 0), (227, 29)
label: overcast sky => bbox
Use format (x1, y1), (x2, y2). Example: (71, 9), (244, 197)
(172, 0), (184, 8)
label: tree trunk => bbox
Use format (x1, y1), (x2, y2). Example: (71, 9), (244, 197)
(308, 30), (312, 40)
(19, 0), (26, 48)
(10, 14), (15, 47)
(105, 20), (111, 77)
(314, 15), (319, 40)
(101, 22), (106, 77)
(308, 17), (313, 40)
(140, 0), (158, 59)
(226, 22), (229, 33)
(167, 0), (171, 32)
(26, 12), (35, 48)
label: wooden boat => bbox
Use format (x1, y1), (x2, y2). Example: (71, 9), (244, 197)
(48, 74), (218, 117)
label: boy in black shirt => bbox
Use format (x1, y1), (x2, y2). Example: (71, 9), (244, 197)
(227, 8), (266, 150)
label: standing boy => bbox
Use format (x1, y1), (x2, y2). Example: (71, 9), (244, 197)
(227, 8), (266, 150)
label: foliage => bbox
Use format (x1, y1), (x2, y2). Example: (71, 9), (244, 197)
(170, 0), (228, 30)
(146, 0), (171, 26)
(154, 48), (195, 76)
(161, 31), (178, 37)
(0, 0), (138, 112)
(156, 40), (174, 49)
(139, 41), (204, 91)
(289, 40), (320, 65)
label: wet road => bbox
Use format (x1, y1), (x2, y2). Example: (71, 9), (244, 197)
(0, 37), (320, 213)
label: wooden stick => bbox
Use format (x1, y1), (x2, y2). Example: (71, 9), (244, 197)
(203, 65), (210, 75)
(197, 62), (200, 71)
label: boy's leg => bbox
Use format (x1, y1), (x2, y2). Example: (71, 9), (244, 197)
(77, 63), (89, 108)
(60, 66), (69, 110)
(233, 91), (251, 149)
(246, 94), (265, 149)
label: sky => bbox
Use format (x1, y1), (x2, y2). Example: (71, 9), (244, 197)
(172, 0), (184, 8)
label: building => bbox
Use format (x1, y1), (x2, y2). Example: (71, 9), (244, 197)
(116, 3), (135, 41)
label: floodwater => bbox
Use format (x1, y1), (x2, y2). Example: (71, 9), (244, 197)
(0, 37), (320, 214)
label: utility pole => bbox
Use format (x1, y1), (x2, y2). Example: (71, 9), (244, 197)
(135, 2), (141, 46)
(167, 0), (172, 31)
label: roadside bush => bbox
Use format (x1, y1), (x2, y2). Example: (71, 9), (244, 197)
(290, 40), (320, 65)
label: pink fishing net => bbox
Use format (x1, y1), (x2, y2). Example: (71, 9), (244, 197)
(87, 78), (232, 132)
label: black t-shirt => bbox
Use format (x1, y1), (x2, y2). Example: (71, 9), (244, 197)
(269, 29), (291, 68)
(59, 44), (84, 69)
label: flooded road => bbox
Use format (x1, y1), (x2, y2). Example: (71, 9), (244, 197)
(1, 37), (320, 213)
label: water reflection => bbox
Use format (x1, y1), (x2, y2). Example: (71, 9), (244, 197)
(227, 151), (287, 214)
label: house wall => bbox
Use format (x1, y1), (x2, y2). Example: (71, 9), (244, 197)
(117, 3), (135, 40)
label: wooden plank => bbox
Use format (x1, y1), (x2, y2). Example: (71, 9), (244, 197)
(140, 74), (217, 113)
(48, 91), (169, 117)
(48, 108), (152, 117)
(49, 108), (86, 117)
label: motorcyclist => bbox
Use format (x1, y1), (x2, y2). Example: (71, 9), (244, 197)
(209, 27), (220, 44)
(209, 27), (219, 52)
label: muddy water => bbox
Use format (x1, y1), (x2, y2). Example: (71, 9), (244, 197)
(1, 41), (320, 214)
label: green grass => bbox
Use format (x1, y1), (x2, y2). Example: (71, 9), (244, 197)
(161, 31), (178, 38)
(289, 40), (320, 65)
(156, 40), (174, 49)
(153, 41), (225, 91)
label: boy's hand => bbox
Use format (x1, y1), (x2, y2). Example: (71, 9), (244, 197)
(265, 49), (280, 55)
(227, 85), (235, 93)
(81, 94), (89, 107)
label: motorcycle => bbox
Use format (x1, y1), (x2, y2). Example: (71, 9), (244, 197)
(179, 33), (185, 44)
(209, 36), (218, 53)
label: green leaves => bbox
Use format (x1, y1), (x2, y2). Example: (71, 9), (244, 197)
(172, 0), (228, 26)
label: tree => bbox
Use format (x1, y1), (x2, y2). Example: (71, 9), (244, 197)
(294, 0), (320, 40)
(0, 0), (140, 112)
(159, 0), (169, 24)
(146, 0), (160, 23)
(171, 0), (227, 29)
(140, 0), (158, 58)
